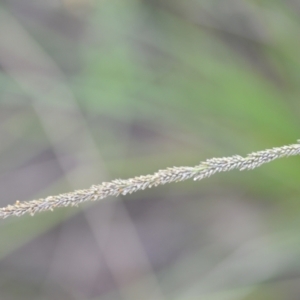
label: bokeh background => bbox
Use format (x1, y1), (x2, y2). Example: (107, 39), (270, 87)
(0, 0), (300, 299)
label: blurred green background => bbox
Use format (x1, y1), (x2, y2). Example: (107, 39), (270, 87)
(0, 0), (300, 299)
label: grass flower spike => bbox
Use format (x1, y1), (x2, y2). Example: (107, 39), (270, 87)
(1, 140), (300, 219)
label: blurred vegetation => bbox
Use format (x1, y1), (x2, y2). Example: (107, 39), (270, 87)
(0, 0), (300, 299)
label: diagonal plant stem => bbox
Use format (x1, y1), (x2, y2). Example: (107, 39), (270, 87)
(1, 140), (300, 219)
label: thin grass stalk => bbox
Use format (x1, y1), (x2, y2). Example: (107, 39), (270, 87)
(1, 140), (300, 219)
